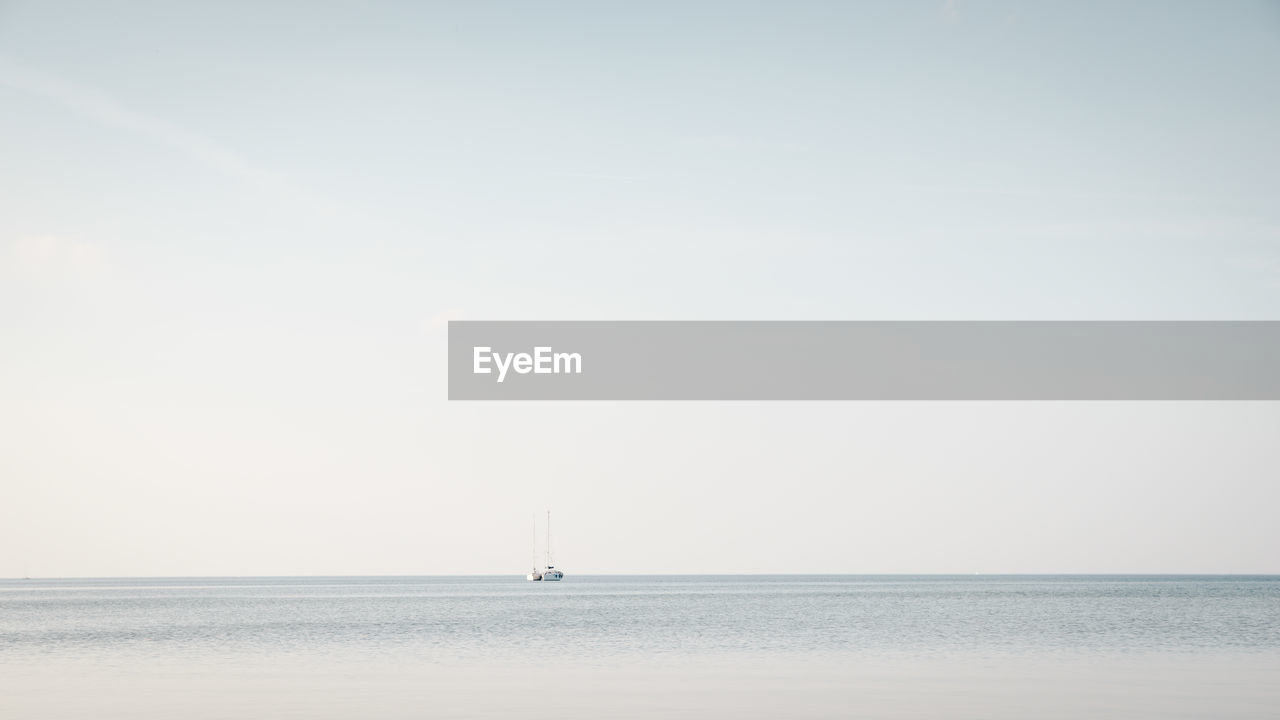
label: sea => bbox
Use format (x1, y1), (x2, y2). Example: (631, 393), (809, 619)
(2, 575), (1277, 719)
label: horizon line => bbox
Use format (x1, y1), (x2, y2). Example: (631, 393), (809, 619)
(5, 572), (1279, 581)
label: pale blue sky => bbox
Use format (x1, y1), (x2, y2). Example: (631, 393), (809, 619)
(2, 1), (1279, 576)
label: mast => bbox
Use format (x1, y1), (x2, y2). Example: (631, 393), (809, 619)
(532, 514), (538, 569)
(545, 510), (552, 568)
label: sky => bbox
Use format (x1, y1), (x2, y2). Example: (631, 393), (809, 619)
(2, 1), (1279, 576)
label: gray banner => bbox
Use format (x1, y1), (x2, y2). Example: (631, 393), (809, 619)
(447, 321), (1280, 400)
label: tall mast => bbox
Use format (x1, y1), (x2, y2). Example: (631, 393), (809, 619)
(545, 510), (552, 567)
(532, 514), (538, 569)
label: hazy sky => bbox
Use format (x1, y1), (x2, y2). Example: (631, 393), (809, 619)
(2, 1), (1279, 576)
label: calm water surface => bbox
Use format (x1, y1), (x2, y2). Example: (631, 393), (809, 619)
(2, 575), (1277, 718)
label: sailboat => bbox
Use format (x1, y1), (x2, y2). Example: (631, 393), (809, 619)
(526, 514), (542, 581)
(525, 510), (564, 581)
(542, 510), (563, 581)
